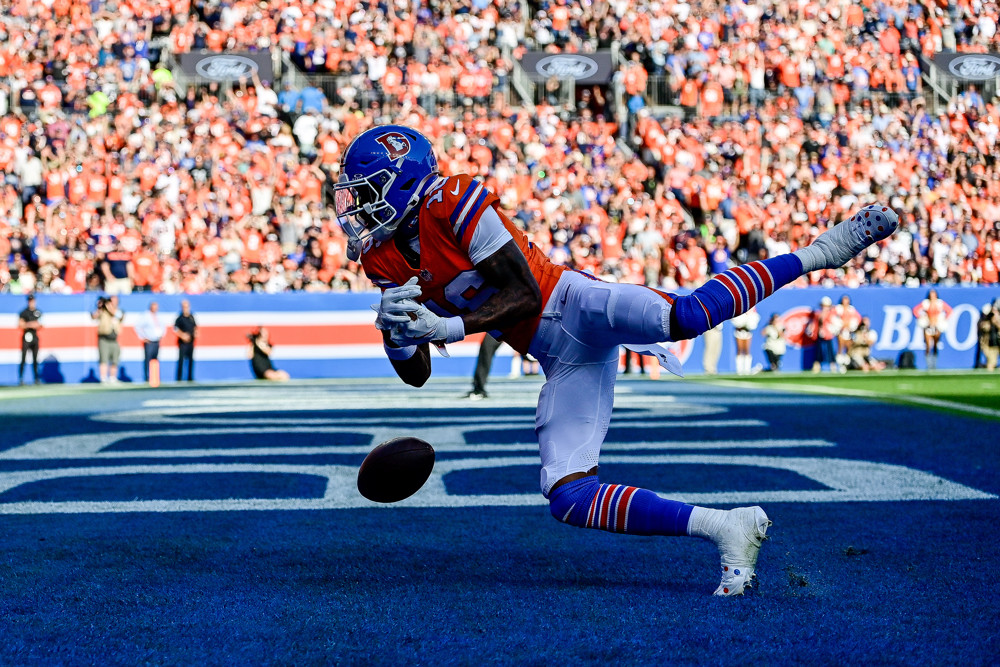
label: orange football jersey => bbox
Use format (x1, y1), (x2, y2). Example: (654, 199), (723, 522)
(361, 174), (566, 354)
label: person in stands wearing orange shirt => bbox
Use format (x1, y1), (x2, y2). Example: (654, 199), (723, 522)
(130, 242), (161, 293)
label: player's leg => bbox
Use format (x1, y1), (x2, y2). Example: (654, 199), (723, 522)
(548, 474), (771, 595)
(670, 205), (899, 341)
(534, 351), (697, 538)
(537, 359), (771, 596)
(530, 303), (771, 595)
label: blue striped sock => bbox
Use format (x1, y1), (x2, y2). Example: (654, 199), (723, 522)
(670, 254), (804, 340)
(549, 477), (693, 536)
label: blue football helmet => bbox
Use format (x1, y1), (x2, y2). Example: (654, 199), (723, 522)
(334, 125), (439, 260)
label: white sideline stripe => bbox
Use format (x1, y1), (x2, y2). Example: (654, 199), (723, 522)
(0, 310), (378, 329)
(706, 379), (1000, 419)
(0, 342), (499, 364)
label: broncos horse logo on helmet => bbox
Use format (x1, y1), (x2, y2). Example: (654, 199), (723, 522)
(334, 125), (439, 260)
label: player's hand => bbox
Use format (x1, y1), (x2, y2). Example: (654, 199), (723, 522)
(372, 276), (422, 330)
(390, 303), (465, 347)
(389, 302), (447, 345)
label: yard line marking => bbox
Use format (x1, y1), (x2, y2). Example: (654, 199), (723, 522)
(91, 400), (730, 424)
(0, 455), (991, 514)
(1, 427), (818, 460)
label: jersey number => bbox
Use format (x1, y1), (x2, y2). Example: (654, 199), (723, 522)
(425, 270), (498, 316)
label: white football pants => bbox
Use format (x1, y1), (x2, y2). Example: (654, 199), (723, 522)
(527, 271), (674, 495)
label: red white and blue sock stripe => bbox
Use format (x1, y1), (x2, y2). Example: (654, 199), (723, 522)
(669, 254), (804, 340)
(549, 477), (693, 536)
(712, 261), (776, 320)
(584, 483), (639, 532)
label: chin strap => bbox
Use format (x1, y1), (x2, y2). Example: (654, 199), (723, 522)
(346, 235), (374, 262)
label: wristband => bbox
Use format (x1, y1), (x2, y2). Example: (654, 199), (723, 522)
(444, 316), (466, 344)
(384, 343), (418, 360)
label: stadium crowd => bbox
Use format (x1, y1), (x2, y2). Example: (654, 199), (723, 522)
(0, 0), (998, 296)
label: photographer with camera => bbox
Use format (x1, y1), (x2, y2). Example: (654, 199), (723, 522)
(247, 327), (289, 381)
(92, 295), (124, 383)
(978, 301), (1000, 371)
(849, 316), (885, 373)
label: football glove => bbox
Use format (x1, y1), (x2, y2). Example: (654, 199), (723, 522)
(390, 302), (465, 347)
(372, 276), (422, 330)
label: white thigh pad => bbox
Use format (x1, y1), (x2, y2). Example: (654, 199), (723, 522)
(535, 355), (618, 496)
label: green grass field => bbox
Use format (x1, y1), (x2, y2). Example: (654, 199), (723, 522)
(704, 370), (1000, 419)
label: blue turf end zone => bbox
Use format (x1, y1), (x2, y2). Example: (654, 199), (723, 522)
(0, 378), (997, 665)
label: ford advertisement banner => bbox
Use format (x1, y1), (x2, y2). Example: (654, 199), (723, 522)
(0, 288), (997, 384)
(517, 51), (615, 85)
(930, 52), (1000, 81)
(178, 51), (274, 83)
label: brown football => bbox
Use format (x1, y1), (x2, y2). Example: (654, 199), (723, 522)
(357, 436), (435, 503)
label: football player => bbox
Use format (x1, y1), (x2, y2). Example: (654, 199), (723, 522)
(336, 125), (900, 596)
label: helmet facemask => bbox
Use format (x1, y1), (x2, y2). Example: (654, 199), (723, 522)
(336, 168), (436, 259)
(335, 168), (401, 255)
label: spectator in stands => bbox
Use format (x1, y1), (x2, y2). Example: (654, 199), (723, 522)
(0, 0), (996, 304)
(296, 85), (326, 115)
(99, 241), (134, 296)
(708, 236), (732, 276)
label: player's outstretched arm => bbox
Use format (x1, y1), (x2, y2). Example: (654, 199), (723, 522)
(383, 329), (432, 387)
(463, 240), (542, 335)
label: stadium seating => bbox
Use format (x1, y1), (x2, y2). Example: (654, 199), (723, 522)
(0, 0), (997, 296)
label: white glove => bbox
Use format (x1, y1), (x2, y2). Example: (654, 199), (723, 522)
(390, 302), (465, 347)
(372, 276), (422, 330)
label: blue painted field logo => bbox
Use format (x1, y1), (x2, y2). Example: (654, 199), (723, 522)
(0, 387), (993, 514)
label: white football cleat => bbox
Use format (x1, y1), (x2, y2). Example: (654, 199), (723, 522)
(712, 506), (771, 596)
(810, 203), (899, 270)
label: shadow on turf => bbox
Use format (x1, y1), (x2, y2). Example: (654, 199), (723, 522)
(294, 545), (708, 596)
